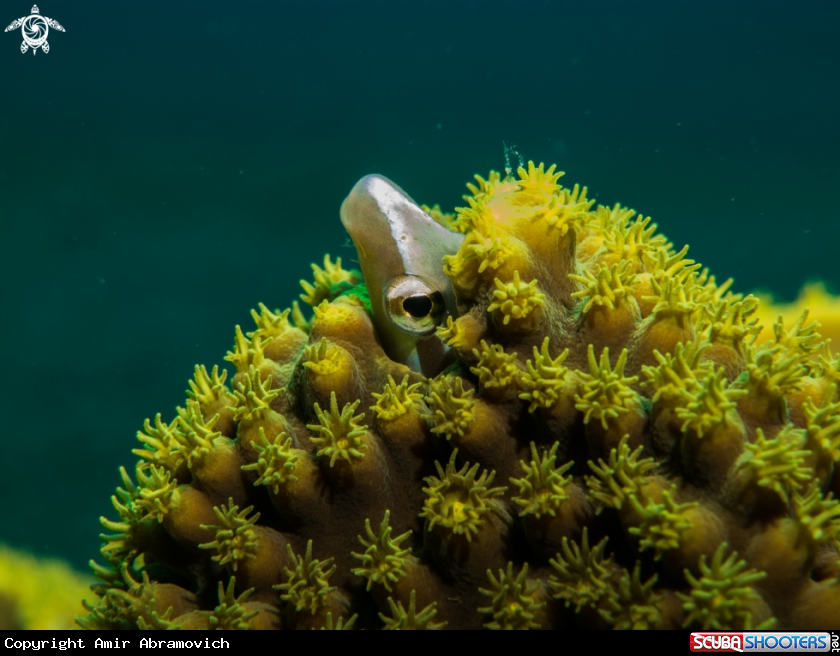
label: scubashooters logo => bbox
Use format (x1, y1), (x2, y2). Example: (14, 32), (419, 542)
(4, 5), (64, 55)
(690, 632), (836, 653)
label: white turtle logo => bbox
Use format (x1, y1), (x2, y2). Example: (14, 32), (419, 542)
(4, 5), (64, 55)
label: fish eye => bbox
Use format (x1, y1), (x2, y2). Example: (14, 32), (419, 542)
(403, 295), (433, 318)
(386, 276), (446, 335)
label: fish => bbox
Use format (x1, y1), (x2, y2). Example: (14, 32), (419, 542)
(340, 174), (464, 377)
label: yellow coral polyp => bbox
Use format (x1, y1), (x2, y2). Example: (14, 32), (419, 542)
(423, 375), (476, 440)
(98, 467), (151, 564)
(533, 185), (592, 236)
(641, 339), (712, 405)
(575, 345), (639, 430)
(187, 364), (232, 410)
(471, 340), (520, 390)
(643, 266), (699, 321)
(511, 442), (574, 518)
(469, 229), (515, 273)
(741, 342), (808, 401)
(276, 541), (337, 615)
(731, 425), (812, 503)
(248, 302), (294, 338)
(224, 325), (267, 374)
(311, 297), (363, 327)
(132, 414), (187, 474)
(229, 366), (280, 422)
(577, 203), (636, 261)
(802, 383), (840, 465)
(602, 215), (670, 270)
(792, 483), (840, 548)
(465, 170), (502, 200)
(676, 366), (747, 437)
(646, 244), (696, 281)
(379, 590), (447, 630)
(570, 260), (638, 314)
(240, 429), (300, 493)
(478, 562), (546, 630)
(302, 336), (345, 376)
(585, 434), (657, 513)
(627, 485), (699, 560)
(175, 400), (224, 469)
(700, 296), (761, 352)
(199, 499), (261, 571)
(436, 315), (464, 348)
(200, 577), (259, 630)
(134, 464), (178, 522)
(599, 562), (664, 630)
(370, 375), (424, 422)
(678, 544), (774, 630)
(351, 510), (413, 592)
(693, 267), (735, 307)
(420, 450), (507, 540)
(88, 564), (164, 630)
(308, 392), (369, 467)
(595, 202), (636, 233)
(548, 528), (616, 612)
(299, 254), (361, 307)
(516, 161), (564, 196)
(487, 271), (545, 326)
(772, 310), (823, 369)
(445, 223), (521, 285)
(319, 612), (358, 630)
(519, 337), (570, 412)
(452, 193), (494, 235)
(442, 249), (476, 296)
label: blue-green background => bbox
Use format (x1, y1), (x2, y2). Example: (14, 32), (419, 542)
(1, 0), (838, 572)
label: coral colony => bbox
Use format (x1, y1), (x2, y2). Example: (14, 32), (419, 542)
(79, 163), (839, 629)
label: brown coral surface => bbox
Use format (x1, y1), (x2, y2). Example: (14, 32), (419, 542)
(80, 164), (840, 630)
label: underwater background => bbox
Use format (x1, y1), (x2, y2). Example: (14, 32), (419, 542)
(0, 0), (838, 576)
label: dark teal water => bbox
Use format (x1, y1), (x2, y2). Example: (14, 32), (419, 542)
(1, 0), (838, 572)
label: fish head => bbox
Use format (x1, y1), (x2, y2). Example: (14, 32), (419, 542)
(340, 174), (464, 377)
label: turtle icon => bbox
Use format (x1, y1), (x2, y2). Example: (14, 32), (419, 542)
(4, 5), (64, 55)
